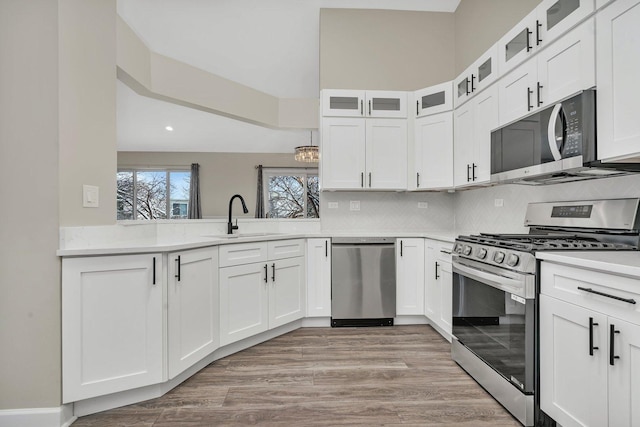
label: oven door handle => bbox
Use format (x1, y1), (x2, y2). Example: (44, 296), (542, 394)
(453, 261), (530, 299)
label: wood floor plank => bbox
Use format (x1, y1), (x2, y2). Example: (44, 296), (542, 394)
(72, 325), (521, 426)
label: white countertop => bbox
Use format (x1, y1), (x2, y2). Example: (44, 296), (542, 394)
(57, 231), (457, 257)
(537, 251), (640, 278)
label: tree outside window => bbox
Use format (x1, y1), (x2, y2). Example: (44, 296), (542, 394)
(117, 169), (190, 220)
(264, 169), (319, 219)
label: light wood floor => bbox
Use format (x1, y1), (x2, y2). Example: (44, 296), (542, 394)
(72, 325), (521, 426)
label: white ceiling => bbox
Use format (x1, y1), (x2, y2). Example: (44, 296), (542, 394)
(116, 0), (461, 152)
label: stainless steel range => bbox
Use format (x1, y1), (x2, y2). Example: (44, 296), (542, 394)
(451, 198), (640, 427)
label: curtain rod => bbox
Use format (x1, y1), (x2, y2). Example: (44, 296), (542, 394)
(255, 165), (318, 170)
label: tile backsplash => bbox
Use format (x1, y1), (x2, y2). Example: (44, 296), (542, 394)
(453, 174), (640, 234)
(320, 191), (455, 232)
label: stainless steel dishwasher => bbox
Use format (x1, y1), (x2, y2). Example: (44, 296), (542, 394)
(331, 237), (396, 327)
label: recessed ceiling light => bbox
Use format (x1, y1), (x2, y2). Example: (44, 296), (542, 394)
(165, 126), (174, 131)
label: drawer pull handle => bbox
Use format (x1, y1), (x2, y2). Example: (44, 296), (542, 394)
(589, 317), (599, 356)
(577, 287), (636, 305)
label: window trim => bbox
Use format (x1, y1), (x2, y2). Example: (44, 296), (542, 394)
(262, 167), (319, 219)
(117, 167), (190, 220)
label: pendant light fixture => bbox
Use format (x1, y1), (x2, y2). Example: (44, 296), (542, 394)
(294, 131), (319, 163)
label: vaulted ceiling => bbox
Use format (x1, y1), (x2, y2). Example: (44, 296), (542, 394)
(116, 0), (461, 153)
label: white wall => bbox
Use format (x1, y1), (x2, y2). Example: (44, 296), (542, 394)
(0, 0), (61, 409)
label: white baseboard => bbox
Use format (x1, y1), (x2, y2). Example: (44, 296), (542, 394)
(301, 317), (331, 327)
(0, 405), (75, 427)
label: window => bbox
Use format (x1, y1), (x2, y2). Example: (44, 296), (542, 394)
(117, 169), (191, 220)
(263, 169), (319, 218)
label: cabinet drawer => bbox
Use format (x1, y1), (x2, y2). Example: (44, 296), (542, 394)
(437, 243), (453, 262)
(268, 239), (305, 260)
(541, 262), (640, 325)
(219, 242), (268, 267)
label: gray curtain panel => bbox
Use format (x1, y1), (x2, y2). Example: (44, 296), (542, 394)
(255, 165), (265, 218)
(188, 163), (202, 219)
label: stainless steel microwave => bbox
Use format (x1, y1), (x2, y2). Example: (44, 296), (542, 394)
(490, 90), (640, 184)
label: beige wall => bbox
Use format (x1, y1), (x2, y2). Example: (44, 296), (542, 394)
(0, 0), (61, 409)
(59, 0), (117, 226)
(454, 0), (542, 74)
(320, 8), (455, 90)
(118, 152), (313, 218)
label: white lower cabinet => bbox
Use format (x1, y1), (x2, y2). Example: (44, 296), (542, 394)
(396, 238), (425, 315)
(168, 247), (219, 379)
(62, 254), (163, 403)
(424, 240), (453, 337)
(219, 240), (306, 346)
(306, 238), (331, 317)
(540, 262), (640, 427)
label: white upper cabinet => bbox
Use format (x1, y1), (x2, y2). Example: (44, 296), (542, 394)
(322, 117), (407, 190)
(498, 0), (594, 76)
(596, 0), (640, 162)
(413, 112), (454, 190)
(414, 81), (453, 118)
(454, 44), (499, 108)
(322, 90), (407, 118)
(454, 84), (499, 188)
(499, 17), (595, 126)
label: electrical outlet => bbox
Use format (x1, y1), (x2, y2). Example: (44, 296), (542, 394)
(418, 202), (428, 209)
(350, 201), (360, 211)
(495, 198), (504, 207)
(328, 202), (339, 209)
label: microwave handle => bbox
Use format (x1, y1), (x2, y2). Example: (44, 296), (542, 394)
(547, 103), (564, 161)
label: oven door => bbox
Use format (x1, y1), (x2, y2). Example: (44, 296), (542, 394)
(452, 258), (535, 394)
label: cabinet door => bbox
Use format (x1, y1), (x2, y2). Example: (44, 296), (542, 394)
(498, 9), (538, 75)
(596, 0), (640, 162)
(414, 112), (453, 190)
(499, 58), (538, 126)
(168, 247), (219, 379)
(269, 257), (306, 329)
(540, 295), (608, 427)
(396, 238), (425, 315)
(453, 103), (474, 187)
(608, 317), (640, 427)
(474, 44), (499, 94)
(322, 89), (365, 117)
(62, 254), (162, 403)
(219, 263), (269, 346)
(538, 0), (594, 47)
(365, 119), (408, 190)
(414, 82), (452, 118)
(438, 261), (453, 336)
(306, 238), (331, 317)
(321, 118), (366, 189)
(537, 18), (595, 109)
(424, 243), (440, 322)
(472, 84), (499, 185)
(365, 90), (407, 118)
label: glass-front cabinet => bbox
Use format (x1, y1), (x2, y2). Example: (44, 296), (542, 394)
(498, 0), (594, 75)
(454, 44), (498, 108)
(414, 81), (452, 118)
(322, 90), (407, 118)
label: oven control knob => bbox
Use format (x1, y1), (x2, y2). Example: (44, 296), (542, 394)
(506, 254), (520, 267)
(476, 248), (488, 259)
(462, 245), (472, 256)
(493, 251), (505, 263)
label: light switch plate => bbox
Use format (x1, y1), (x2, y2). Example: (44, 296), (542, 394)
(350, 201), (360, 211)
(83, 185), (99, 208)
(494, 198), (504, 207)
(418, 202), (428, 209)
(328, 202), (339, 209)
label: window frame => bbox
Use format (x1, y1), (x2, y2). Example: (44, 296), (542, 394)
(262, 167), (319, 219)
(117, 167), (191, 220)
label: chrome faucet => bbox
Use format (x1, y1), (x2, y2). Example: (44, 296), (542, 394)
(228, 194), (249, 234)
